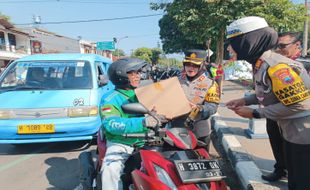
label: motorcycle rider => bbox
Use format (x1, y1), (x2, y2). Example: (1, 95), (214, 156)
(99, 58), (167, 190)
(173, 49), (220, 151)
(225, 16), (310, 190)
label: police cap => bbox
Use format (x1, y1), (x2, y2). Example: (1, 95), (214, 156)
(183, 49), (207, 65)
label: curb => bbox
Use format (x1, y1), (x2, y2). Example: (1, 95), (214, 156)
(211, 115), (280, 190)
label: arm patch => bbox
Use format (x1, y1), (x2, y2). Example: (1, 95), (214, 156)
(204, 82), (220, 104)
(268, 63), (310, 105)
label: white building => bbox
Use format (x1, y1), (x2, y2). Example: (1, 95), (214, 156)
(0, 18), (31, 71)
(0, 17), (113, 73)
(79, 39), (112, 60)
(22, 27), (80, 54)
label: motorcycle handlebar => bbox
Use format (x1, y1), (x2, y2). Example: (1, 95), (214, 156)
(122, 131), (155, 138)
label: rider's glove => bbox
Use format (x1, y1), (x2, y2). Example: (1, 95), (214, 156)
(143, 114), (168, 128)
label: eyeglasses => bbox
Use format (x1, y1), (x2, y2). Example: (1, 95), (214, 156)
(276, 40), (298, 49)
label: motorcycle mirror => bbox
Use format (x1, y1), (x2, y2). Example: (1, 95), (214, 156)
(121, 103), (150, 115)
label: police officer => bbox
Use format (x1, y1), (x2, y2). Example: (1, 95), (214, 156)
(225, 16), (310, 190)
(262, 31), (303, 182)
(172, 49), (220, 151)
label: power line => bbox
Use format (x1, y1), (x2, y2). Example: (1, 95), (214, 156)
(0, 0), (152, 4)
(0, 0), (52, 3)
(89, 34), (160, 41)
(15, 13), (163, 26)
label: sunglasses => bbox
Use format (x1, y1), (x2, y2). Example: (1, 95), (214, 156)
(276, 40), (298, 49)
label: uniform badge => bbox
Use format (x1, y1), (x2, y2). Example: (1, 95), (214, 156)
(273, 68), (294, 85)
(190, 53), (197, 59)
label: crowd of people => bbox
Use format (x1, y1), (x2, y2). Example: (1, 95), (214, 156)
(97, 16), (309, 190)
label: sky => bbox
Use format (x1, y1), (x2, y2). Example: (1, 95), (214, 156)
(0, 0), (166, 56)
(0, 0), (305, 57)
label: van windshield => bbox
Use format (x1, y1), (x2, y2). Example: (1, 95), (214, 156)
(0, 61), (93, 90)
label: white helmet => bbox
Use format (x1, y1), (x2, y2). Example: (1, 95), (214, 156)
(226, 16), (269, 39)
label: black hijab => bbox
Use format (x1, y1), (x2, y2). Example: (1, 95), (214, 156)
(229, 27), (278, 65)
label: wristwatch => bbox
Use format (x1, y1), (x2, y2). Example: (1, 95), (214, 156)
(252, 109), (261, 119)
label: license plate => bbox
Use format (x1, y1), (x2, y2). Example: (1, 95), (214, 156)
(17, 124), (55, 134)
(174, 159), (225, 184)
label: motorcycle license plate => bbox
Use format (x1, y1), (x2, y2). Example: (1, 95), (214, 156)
(17, 124), (55, 134)
(174, 159), (225, 184)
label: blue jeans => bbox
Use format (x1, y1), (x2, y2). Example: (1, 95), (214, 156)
(101, 141), (134, 190)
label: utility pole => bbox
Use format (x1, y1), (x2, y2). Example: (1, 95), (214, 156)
(114, 36), (128, 59)
(302, 0), (309, 57)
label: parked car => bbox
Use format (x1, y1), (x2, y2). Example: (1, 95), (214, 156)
(0, 53), (113, 144)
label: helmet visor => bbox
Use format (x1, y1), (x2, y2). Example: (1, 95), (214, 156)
(125, 61), (147, 73)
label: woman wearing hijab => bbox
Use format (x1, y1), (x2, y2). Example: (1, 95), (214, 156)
(225, 16), (310, 190)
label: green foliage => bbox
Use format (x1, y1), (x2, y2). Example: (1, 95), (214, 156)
(112, 49), (125, 57)
(158, 57), (183, 68)
(151, 0), (306, 61)
(132, 47), (163, 65)
(0, 13), (10, 21)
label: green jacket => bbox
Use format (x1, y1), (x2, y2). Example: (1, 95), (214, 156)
(99, 89), (148, 147)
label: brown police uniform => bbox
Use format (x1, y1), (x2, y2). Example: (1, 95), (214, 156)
(244, 50), (310, 190)
(173, 72), (220, 139)
(244, 50), (310, 144)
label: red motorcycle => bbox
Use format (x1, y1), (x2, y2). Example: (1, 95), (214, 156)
(77, 103), (228, 190)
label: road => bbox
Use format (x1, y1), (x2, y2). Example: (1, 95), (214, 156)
(0, 137), (241, 190)
(0, 141), (96, 190)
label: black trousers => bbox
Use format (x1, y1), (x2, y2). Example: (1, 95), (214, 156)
(284, 140), (310, 190)
(266, 119), (286, 172)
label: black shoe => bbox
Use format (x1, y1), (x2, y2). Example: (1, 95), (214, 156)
(261, 171), (286, 182)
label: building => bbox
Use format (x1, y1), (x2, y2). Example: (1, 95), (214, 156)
(0, 18), (31, 72)
(79, 39), (113, 60)
(0, 17), (113, 73)
(22, 27), (81, 54)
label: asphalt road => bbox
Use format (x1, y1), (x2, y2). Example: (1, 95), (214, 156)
(0, 136), (241, 190)
(0, 141), (96, 190)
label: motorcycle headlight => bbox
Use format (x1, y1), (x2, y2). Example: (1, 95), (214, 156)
(153, 164), (177, 190)
(0, 110), (12, 119)
(68, 106), (98, 117)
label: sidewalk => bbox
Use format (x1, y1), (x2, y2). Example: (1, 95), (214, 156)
(212, 80), (288, 190)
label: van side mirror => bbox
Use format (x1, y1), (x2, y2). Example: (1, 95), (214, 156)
(98, 74), (108, 86)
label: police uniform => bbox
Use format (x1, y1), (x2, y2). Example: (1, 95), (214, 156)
(172, 50), (220, 148)
(246, 51), (310, 144)
(227, 16), (310, 190)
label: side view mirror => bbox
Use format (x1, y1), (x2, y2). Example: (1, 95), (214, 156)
(121, 103), (150, 115)
(98, 74), (108, 86)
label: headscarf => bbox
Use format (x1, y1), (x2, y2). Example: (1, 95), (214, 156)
(229, 27), (278, 65)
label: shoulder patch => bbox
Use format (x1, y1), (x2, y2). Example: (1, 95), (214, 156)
(268, 63), (310, 105)
(204, 82), (220, 104)
(100, 104), (121, 118)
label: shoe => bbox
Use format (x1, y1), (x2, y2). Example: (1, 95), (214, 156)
(261, 170), (286, 182)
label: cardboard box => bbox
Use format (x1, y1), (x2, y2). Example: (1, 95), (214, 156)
(135, 77), (191, 119)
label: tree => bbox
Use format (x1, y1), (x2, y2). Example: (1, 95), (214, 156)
(158, 57), (183, 68)
(0, 13), (10, 21)
(132, 47), (163, 65)
(150, 48), (162, 65)
(112, 49), (125, 57)
(151, 0), (306, 64)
